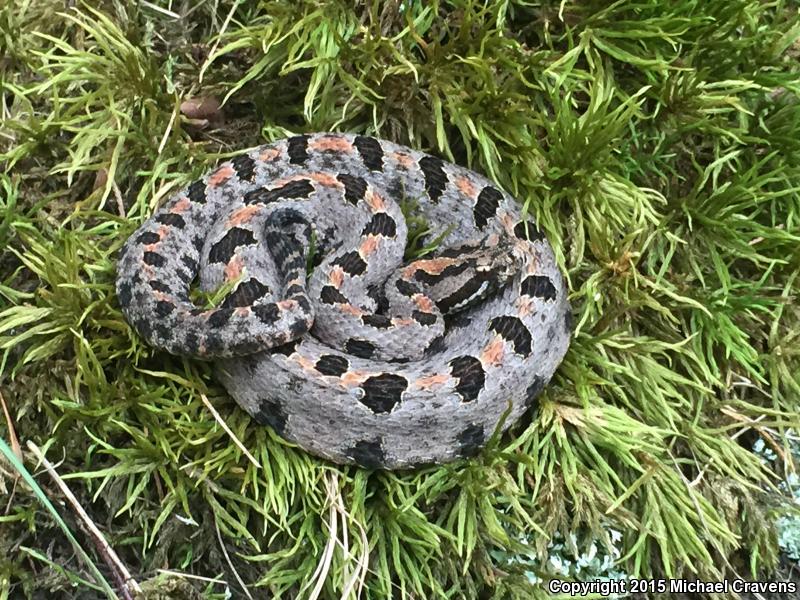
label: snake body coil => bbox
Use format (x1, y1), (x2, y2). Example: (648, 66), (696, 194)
(116, 133), (571, 469)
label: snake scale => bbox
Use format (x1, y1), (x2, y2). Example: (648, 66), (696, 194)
(116, 133), (571, 469)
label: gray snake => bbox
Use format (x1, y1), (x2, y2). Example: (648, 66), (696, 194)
(116, 133), (571, 469)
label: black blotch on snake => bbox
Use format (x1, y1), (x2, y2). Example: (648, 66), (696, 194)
(183, 331), (200, 355)
(411, 310), (437, 326)
(345, 338), (376, 359)
(287, 135), (310, 165)
(270, 340), (299, 356)
(513, 220), (545, 242)
(413, 262), (468, 286)
(136, 231), (160, 245)
(359, 374), (407, 413)
(336, 174), (368, 205)
(333, 251), (368, 276)
(154, 300), (175, 317)
(362, 314), (392, 329)
(155, 213), (186, 228)
(448, 355), (485, 403)
(286, 283), (304, 296)
(521, 275), (557, 301)
(148, 280), (171, 293)
(362, 213), (397, 238)
(244, 179), (315, 205)
(395, 279), (419, 297)
(207, 308), (234, 328)
(187, 180), (207, 204)
(253, 303), (280, 324)
(524, 376), (546, 408)
(231, 154), (257, 181)
(346, 438), (385, 469)
(315, 354), (350, 376)
(457, 424), (485, 458)
(222, 279), (271, 309)
(208, 227), (257, 264)
(354, 136), (384, 171)
(424, 334), (447, 356)
(253, 398), (288, 436)
(474, 186), (503, 229)
(489, 316), (532, 357)
(320, 286), (349, 305)
(143, 251), (166, 267)
(181, 254), (198, 272)
(418, 156), (448, 203)
(204, 332), (226, 354)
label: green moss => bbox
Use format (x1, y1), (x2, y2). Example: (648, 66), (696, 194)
(1, 1), (799, 598)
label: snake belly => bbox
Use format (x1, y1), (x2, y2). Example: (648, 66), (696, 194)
(116, 133), (571, 469)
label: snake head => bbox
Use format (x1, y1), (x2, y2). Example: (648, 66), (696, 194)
(417, 237), (521, 315)
(474, 240), (518, 280)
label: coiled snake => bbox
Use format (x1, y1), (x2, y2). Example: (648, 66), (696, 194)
(116, 133), (571, 469)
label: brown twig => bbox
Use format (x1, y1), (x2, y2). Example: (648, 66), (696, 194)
(1, 388), (22, 516)
(200, 393), (261, 469)
(0, 389), (22, 462)
(213, 514), (253, 599)
(27, 441), (141, 599)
